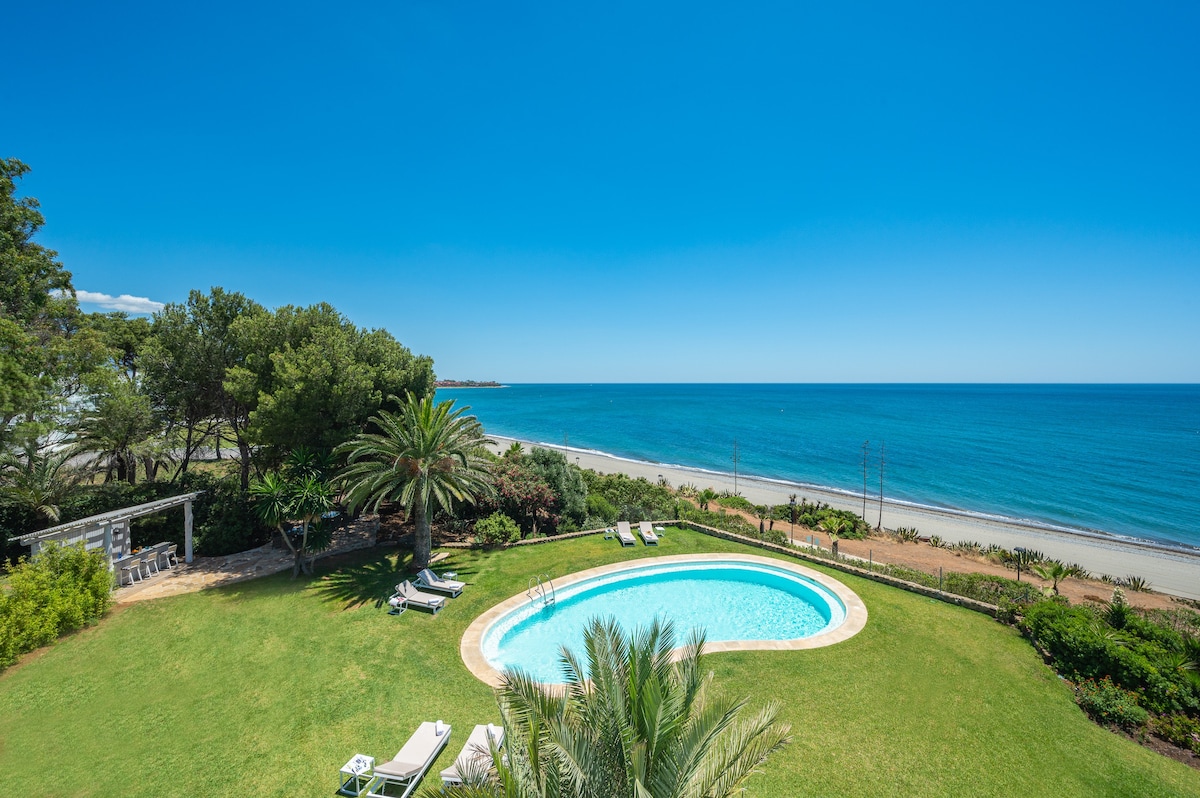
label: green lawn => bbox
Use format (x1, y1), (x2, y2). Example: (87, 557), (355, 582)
(1, 529), (1197, 797)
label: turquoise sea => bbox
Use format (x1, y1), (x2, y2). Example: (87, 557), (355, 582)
(436, 384), (1200, 552)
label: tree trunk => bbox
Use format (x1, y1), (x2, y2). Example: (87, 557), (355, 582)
(412, 502), (432, 571)
(237, 439), (252, 492)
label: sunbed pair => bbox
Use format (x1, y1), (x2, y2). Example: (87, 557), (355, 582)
(388, 569), (465, 615)
(616, 521), (659, 546)
(345, 721), (504, 797)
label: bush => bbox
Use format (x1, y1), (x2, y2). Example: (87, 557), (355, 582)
(716, 495), (756, 513)
(178, 472), (272, 556)
(585, 494), (618, 524)
(475, 512), (521, 545)
(1150, 714), (1200, 754)
(0, 542), (113, 670)
(942, 572), (1043, 607)
(1075, 677), (1149, 730)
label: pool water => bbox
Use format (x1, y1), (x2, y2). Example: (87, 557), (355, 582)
(481, 560), (847, 684)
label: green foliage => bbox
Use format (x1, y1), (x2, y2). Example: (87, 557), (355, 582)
(144, 287), (265, 485)
(581, 471), (675, 522)
(1075, 678), (1150, 731)
(474, 512), (520, 545)
(178, 472), (271, 556)
(527, 447), (587, 530)
(0, 542), (112, 670)
(337, 394), (492, 569)
(584, 493), (618, 525)
(0, 160), (109, 451)
(895, 527), (920, 543)
(226, 302), (434, 456)
(678, 505), (758, 537)
(1150, 714), (1200, 754)
(941, 571), (1045, 606)
(1020, 600), (1200, 717)
(249, 463), (336, 578)
(460, 617), (790, 797)
(716, 494), (756, 512)
(487, 457), (556, 536)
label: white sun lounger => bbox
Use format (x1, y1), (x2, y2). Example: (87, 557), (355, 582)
(616, 521), (636, 547)
(439, 723), (504, 786)
(416, 568), (465, 597)
(391, 580), (446, 614)
(365, 721), (452, 798)
(638, 521), (659, 545)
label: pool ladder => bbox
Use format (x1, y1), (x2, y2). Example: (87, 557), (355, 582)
(527, 573), (556, 606)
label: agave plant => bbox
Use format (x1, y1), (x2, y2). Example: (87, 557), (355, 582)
(1121, 575), (1152, 593)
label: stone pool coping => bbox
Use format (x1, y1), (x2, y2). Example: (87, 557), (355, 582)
(459, 552), (869, 687)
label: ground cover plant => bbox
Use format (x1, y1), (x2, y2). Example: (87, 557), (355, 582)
(1, 529), (1198, 796)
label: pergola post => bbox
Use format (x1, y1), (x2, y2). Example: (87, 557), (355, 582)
(184, 500), (194, 563)
(103, 523), (114, 570)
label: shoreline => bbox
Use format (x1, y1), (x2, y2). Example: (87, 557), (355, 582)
(490, 435), (1200, 600)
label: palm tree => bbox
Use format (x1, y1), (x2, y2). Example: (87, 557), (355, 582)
(819, 516), (850, 557)
(0, 448), (85, 525)
(73, 382), (160, 484)
(423, 616), (790, 798)
(696, 488), (717, 511)
(336, 393), (493, 571)
(1033, 560), (1074, 595)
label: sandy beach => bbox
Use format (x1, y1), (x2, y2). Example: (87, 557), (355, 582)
(491, 436), (1200, 601)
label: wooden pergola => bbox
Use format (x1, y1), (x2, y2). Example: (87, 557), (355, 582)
(15, 492), (204, 568)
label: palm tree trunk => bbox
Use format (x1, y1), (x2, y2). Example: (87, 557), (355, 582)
(413, 502), (432, 571)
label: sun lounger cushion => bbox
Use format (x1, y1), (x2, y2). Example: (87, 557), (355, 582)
(638, 521), (659, 544)
(397, 580), (446, 612)
(373, 721), (452, 779)
(440, 723), (504, 784)
(417, 568), (465, 596)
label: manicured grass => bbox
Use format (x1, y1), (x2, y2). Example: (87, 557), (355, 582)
(1, 529), (1197, 797)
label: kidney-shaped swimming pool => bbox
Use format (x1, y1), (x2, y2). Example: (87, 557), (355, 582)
(461, 553), (868, 685)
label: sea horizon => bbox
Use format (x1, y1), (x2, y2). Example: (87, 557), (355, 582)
(437, 383), (1200, 553)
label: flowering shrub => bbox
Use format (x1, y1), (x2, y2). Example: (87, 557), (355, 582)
(1075, 677), (1148, 730)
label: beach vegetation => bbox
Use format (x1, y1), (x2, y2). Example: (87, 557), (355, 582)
(895, 526), (920, 543)
(526, 447), (588, 530)
(1034, 559), (1082, 595)
(338, 393), (493, 571)
(435, 616), (790, 798)
(695, 487), (717, 510)
(1122, 575), (1153, 593)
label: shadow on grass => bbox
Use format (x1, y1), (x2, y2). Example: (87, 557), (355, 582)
(310, 546), (483, 610)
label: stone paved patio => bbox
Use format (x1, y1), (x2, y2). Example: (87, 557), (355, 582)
(113, 517), (378, 604)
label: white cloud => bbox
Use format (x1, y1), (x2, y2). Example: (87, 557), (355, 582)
(76, 290), (165, 314)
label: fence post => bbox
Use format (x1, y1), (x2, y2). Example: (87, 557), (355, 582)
(939, 566), (943, 593)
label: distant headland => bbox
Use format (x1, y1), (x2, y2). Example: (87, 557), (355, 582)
(435, 379), (503, 388)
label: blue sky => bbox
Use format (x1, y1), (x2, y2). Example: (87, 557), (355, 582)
(6, 1), (1198, 382)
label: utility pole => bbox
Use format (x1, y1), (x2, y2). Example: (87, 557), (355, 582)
(877, 441), (886, 531)
(861, 440), (870, 521)
(732, 439), (740, 495)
